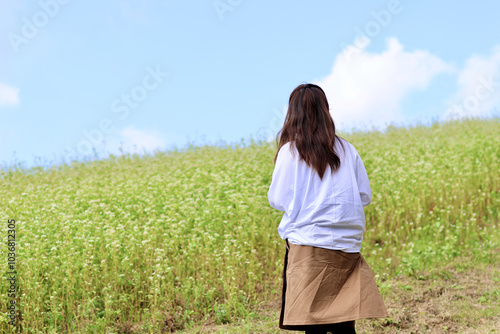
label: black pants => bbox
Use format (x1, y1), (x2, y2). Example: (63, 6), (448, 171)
(304, 320), (355, 334)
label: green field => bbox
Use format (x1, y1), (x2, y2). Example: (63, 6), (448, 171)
(1, 118), (499, 333)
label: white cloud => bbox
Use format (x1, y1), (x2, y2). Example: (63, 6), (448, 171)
(0, 82), (20, 107)
(315, 37), (453, 130)
(103, 127), (167, 155)
(444, 47), (500, 119)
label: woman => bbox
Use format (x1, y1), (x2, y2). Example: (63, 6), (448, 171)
(267, 83), (388, 334)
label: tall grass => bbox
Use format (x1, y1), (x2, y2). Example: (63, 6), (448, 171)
(0, 118), (498, 333)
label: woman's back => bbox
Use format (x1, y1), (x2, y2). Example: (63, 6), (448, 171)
(267, 137), (371, 253)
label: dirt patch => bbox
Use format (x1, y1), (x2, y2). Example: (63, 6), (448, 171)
(357, 262), (500, 333)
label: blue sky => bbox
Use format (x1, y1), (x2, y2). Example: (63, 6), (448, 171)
(1, 0), (499, 167)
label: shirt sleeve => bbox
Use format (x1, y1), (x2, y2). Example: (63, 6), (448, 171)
(267, 144), (296, 213)
(355, 153), (372, 207)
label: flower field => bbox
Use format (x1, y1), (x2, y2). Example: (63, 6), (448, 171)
(0, 118), (498, 333)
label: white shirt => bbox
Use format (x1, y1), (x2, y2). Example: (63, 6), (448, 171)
(267, 138), (371, 253)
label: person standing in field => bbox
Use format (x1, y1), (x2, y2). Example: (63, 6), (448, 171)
(267, 83), (388, 334)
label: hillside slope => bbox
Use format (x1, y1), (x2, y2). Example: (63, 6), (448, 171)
(0, 118), (498, 333)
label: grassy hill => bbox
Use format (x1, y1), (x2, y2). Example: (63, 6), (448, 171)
(1, 118), (499, 333)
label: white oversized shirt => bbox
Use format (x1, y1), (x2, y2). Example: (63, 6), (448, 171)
(267, 138), (371, 253)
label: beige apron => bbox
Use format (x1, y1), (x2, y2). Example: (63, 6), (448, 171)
(279, 240), (388, 330)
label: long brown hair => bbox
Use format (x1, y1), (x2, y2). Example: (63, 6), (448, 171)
(274, 83), (344, 180)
